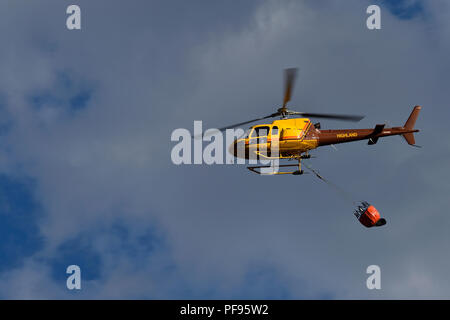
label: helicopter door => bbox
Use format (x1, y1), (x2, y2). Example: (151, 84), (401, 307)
(249, 126), (270, 157)
(269, 126), (279, 156)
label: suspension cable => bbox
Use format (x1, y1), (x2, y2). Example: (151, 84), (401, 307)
(303, 161), (358, 205)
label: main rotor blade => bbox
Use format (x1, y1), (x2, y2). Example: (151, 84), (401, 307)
(216, 114), (276, 132)
(288, 111), (364, 122)
(282, 68), (298, 108)
(194, 113), (279, 139)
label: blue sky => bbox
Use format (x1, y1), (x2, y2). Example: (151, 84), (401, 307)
(0, 0), (449, 299)
(0, 175), (42, 273)
(382, 0), (424, 20)
(29, 72), (92, 116)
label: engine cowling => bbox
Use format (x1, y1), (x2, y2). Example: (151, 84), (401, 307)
(281, 128), (303, 140)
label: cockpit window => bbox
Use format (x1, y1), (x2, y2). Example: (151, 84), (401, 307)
(242, 129), (252, 139)
(250, 126), (270, 138)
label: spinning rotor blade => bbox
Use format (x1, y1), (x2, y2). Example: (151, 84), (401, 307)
(195, 113), (277, 139)
(282, 68), (297, 108)
(288, 111), (364, 122)
(196, 68), (364, 140)
(216, 114), (275, 132)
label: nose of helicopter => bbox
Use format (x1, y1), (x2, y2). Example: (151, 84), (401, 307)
(228, 139), (246, 158)
(228, 140), (237, 157)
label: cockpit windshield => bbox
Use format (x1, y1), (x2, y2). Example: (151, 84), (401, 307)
(250, 126), (270, 138)
(242, 128), (252, 139)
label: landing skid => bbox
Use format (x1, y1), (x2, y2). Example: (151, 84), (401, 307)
(247, 155), (311, 175)
(247, 164), (308, 175)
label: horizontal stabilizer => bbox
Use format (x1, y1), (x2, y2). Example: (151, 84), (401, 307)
(402, 132), (416, 145)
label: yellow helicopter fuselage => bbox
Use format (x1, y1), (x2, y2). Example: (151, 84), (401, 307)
(231, 118), (319, 159)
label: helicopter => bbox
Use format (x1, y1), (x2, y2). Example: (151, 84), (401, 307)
(217, 68), (421, 175)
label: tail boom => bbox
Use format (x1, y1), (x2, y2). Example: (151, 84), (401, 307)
(317, 106), (421, 147)
(317, 127), (417, 146)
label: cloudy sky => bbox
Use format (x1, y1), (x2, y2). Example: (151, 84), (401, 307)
(0, 0), (448, 299)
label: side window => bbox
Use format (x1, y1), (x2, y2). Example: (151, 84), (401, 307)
(271, 126), (279, 137)
(258, 127), (269, 144)
(250, 126), (269, 143)
(257, 127), (269, 137)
